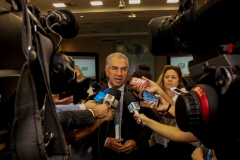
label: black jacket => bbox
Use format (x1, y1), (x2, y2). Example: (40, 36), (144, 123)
(90, 84), (152, 160)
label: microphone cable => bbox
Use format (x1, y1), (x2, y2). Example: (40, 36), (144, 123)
(98, 120), (110, 160)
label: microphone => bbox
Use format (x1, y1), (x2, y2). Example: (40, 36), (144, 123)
(46, 9), (80, 39)
(103, 87), (121, 109)
(93, 88), (110, 103)
(124, 92), (143, 125)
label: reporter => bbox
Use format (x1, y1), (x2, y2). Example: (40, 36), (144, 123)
(141, 65), (196, 160)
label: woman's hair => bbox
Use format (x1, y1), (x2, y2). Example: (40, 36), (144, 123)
(156, 65), (184, 89)
(105, 52), (129, 69)
(132, 63), (152, 80)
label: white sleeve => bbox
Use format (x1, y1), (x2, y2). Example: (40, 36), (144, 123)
(78, 103), (86, 110)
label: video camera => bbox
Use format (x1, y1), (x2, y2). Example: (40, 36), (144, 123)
(148, 0), (240, 159)
(0, 1), (91, 107)
(0, 0), (92, 159)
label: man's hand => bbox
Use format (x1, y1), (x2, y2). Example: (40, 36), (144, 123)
(102, 109), (115, 122)
(118, 140), (137, 154)
(106, 138), (123, 152)
(92, 104), (109, 119)
(84, 100), (97, 109)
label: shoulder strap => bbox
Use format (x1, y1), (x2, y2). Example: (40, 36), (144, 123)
(9, 0), (70, 159)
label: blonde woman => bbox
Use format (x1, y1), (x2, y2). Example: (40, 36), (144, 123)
(137, 65), (196, 160)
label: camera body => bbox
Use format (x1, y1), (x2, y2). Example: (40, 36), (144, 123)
(148, 0), (240, 159)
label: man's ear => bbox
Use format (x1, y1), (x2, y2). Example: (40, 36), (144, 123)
(105, 68), (109, 77)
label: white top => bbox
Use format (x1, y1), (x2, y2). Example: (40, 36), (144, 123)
(150, 88), (199, 148)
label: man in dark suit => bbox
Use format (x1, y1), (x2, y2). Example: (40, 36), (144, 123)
(90, 52), (152, 160)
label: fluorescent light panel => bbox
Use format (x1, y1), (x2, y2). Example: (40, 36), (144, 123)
(129, 0), (140, 4)
(90, 1), (103, 6)
(53, 3), (66, 7)
(167, 0), (179, 3)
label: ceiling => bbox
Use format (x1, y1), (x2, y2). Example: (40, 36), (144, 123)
(28, 0), (179, 38)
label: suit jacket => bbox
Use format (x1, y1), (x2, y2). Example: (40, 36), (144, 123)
(90, 84), (152, 160)
(57, 110), (95, 131)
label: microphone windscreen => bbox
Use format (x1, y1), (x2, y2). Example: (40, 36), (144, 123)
(103, 88), (110, 94)
(124, 92), (136, 106)
(108, 87), (121, 101)
(54, 9), (79, 39)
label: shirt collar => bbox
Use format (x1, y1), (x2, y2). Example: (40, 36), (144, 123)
(108, 82), (125, 92)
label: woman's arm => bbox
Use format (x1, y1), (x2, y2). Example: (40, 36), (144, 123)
(141, 76), (174, 105)
(134, 113), (198, 143)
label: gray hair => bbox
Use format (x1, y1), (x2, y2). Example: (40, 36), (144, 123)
(105, 52), (129, 69)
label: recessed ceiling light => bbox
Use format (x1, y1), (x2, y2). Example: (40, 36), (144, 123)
(129, 0), (140, 4)
(80, 16), (84, 18)
(90, 1), (103, 6)
(167, 0), (179, 3)
(129, 12), (136, 18)
(53, 3), (66, 7)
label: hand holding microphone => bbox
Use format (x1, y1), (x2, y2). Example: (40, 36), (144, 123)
(84, 100), (97, 109)
(124, 92), (143, 126)
(92, 104), (109, 119)
(94, 87), (121, 109)
(101, 109), (115, 122)
(133, 113), (150, 126)
(92, 87), (121, 119)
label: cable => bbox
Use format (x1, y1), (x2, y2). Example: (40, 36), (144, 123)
(98, 120), (110, 160)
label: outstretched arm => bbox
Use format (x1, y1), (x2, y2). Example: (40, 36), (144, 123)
(134, 113), (198, 143)
(65, 109), (115, 142)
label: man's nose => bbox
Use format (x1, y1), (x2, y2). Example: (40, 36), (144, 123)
(116, 69), (123, 75)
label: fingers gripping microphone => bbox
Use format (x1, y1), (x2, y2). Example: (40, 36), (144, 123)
(124, 92), (143, 125)
(47, 9), (80, 39)
(103, 87), (121, 109)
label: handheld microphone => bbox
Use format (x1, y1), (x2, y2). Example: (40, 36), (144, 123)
(46, 9), (79, 39)
(124, 92), (143, 126)
(130, 77), (148, 87)
(103, 87), (121, 109)
(93, 88), (110, 103)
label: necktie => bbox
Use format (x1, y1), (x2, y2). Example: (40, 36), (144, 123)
(114, 90), (123, 139)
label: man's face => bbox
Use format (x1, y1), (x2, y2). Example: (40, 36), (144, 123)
(105, 57), (128, 88)
(76, 69), (84, 82)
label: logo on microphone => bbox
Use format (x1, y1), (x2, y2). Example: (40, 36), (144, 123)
(130, 77), (148, 87)
(128, 102), (139, 113)
(94, 91), (106, 103)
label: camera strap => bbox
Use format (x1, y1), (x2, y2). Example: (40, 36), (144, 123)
(9, 0), (70, 159)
